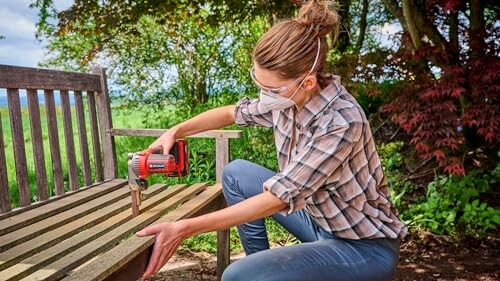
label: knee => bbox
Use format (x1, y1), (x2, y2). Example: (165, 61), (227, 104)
(221, 259), (251, 281)
(222, 159), (245, 201)
(222, 159), (247, 190)
(222, 159), (247, 179)
(220, 262), (238, 281)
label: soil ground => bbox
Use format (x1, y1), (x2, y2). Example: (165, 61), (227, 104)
(148, 233), (499, 281)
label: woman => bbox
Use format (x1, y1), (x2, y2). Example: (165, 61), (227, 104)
(137, 1), (407, 280)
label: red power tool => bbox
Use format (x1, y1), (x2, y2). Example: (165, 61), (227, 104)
(127, 139), (188, 216)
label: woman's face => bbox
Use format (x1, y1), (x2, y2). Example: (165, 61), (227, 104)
(251, 63), (318, 108)
(251, 63), (302, 99)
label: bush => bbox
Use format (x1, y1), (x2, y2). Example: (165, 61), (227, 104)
(403, 164), (500, 238)
(377, 141), (414, 210)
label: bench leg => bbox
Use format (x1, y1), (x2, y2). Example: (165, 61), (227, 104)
(216, 228), (230, 281)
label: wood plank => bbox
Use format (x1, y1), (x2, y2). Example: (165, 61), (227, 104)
(0, 183), (189, 281)
(0, 183), (180, 271)
(0, 64), (101, 92)
(0, 184), (129, 252)
(111, 128), (242, 139)
(64, 184), (223, 281)
(87, 91), (103, 182)
(74, 91), (92, 186)
(0, 180), (110, 221)
(60, 90), (79, 191)
(216, 137), (230, 183)
(27, 89), (49, 201)
(0, 179), (126, 236)
(44, 90), (64, 196)
(0, 112), (10, 213)
(13, 183), (208, 281)
(92, 68), (116, 180)
(7, 88), (30, 207)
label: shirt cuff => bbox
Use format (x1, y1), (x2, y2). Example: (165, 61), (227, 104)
(264, 175), (306, 215)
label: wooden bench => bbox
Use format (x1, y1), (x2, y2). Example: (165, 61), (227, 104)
(0, 64), (240, 281)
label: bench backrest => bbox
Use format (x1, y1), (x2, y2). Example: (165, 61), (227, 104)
(0, 65), (116, 213)
(0, 64), (240, 215)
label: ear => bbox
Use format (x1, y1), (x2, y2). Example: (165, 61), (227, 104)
(302, 75), (317, 91)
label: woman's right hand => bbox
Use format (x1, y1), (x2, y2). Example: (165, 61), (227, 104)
(148, 129), (177, 155)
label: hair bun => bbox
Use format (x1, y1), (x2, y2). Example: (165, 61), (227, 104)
(296, 0), (339, 38)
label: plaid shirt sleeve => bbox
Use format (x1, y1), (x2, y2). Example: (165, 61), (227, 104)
(264, 110), (363, 215)
(234, 97), (273, 128)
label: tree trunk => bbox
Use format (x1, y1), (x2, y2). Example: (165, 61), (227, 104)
(449, 10), (459, 63)
(354, 0), (369, 55)
(401, 0), (421, 49)
(336, 0), (352, 52)
(469, 0), (485, 59)
(381, 0), (407, 30)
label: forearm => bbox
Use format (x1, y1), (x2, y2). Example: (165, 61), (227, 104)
(181, 191), (287, 238)
(171, 105), (236, 138)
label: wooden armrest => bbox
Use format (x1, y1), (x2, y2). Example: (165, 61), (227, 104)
(109, 128), (242, 139)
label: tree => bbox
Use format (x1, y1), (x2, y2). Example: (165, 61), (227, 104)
(32, 0), (297, 64)
(33, 1), (276, 106)
(32, 0), (382, 107)
(381, 0), (499, 174)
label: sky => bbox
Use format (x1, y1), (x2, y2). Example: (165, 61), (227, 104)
(0, 0), (72, 68)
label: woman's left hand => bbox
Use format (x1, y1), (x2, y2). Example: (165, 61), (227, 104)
(136, 221), (186, 278)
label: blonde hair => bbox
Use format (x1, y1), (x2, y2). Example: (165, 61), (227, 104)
(253, 0), (339, 89)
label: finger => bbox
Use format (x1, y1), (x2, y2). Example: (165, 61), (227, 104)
(162, 143), (173, 155)
(143, 242), (163, 277)
(152, 245), (171, 274)
(136, 224), (162, 237)
(147, 144), (163, 153)
(153, 239), (181, 273)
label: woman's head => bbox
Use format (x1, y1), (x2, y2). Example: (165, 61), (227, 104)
(252, 0), (339, 99)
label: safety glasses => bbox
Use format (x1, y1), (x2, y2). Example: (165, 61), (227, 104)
(249, 67), (303, 96)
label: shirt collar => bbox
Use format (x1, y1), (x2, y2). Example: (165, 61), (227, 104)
(296, 75), (342, 128)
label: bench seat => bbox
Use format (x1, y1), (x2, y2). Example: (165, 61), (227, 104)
(0, 180), (226, 281)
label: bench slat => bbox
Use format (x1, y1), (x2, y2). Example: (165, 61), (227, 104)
(12, 183), (207, 281)
(65, 184), (223, 281)
(0, 179), (126, 236)
(0, 183), (130, 252)
(87, 91), (103, 182)
(0, 183), (179, 271)
(60, 90), (79, 191)
(0, 64), (102, 92)
(7, 88), (30, 207)
(0, 183), (188, 281)
(0, 180), (111, 220)
(93, 68), (116, 180)
(44, 89), (65, 196)
(0, 112), (10, 213)
(27, 89), (49, 201)
(74, 91), (92, 186)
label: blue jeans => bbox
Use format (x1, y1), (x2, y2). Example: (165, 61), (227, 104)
(221, 159), (400, 281)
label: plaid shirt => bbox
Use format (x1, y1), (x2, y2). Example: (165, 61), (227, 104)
(234, 76), (407, 240)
